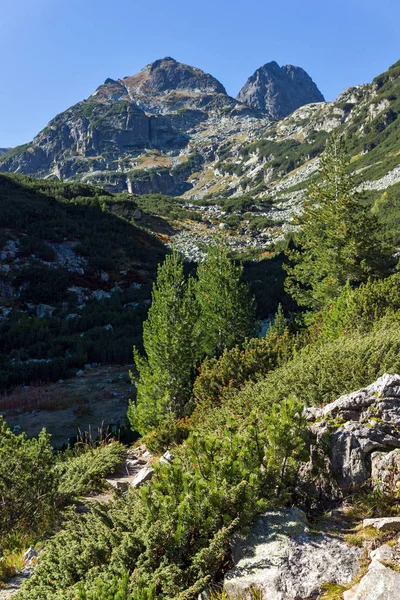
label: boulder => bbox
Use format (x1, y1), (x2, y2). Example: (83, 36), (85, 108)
(370, 544), (395, 562)
(223, 508), (360, 600)
(363, 517), (400, 531)
(36, 304), (54, 318)
(343, 563), (400, 600)
(160, 451), (174, 465)
(305, 374), (400, 492)
(130, 467), (154, 489)
(23, 547), (37, 563)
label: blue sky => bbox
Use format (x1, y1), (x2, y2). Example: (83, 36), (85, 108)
(1, 0), (399, 147)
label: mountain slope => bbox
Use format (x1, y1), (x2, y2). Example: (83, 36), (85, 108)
(0, 58), (323, 195)
(0, 174), (168, 387)
(179, 60), (400, 243)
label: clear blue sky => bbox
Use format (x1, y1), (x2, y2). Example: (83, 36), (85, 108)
(1, 0), (399, 147)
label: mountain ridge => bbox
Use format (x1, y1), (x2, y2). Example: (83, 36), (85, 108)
(0, 57), (323, 191)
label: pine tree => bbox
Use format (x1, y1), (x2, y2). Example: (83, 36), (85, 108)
(195, 239), (257, 358)
(128, 250), (198, 434)
(284, 133), (392, 311)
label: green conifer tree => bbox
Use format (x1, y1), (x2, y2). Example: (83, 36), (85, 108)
(128, 250), (198, 434)
(195, 239), (257, 358)
(284, 133), (392, 311)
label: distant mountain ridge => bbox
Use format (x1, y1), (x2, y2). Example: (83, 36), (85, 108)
(0, 57), (323, 191)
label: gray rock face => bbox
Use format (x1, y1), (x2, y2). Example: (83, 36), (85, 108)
(224, 508), (360, 600)
(371, 449), (400, 492)
(237, 61), (324, 119)
(0, 58), (254, 192)
(120, 57), (228, 114)
(306, 374), (400, 492)
(370, 545), (395, 562)
(343, 562), (400, 600)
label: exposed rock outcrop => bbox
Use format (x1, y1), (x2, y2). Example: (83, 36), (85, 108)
(343, 561), (400, 600)
(0, 58), (257, 191)
(236, 61), (324, 119)
(371, 449), (400, 492)
(223, 508), (360, 600)
(305, 373), (400, 493)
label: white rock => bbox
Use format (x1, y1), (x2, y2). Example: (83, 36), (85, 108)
(130, 467), (154, 489)
(370, 545), (395, 562)
(23, 547), (37, 562)
(343, 563), (400, 599)
(160, 451), (174, 465)
(368, 559), (387, 571)
(363, 517), (400, 531)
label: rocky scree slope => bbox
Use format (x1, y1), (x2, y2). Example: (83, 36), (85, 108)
(170, 58), (400, 261)
(0, 57), (323, 197)
(191, 59), (400, 216)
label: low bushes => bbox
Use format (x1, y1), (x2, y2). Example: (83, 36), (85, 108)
(56, 441), (125, 498)
(18, 397), (308, 599)
(0, 418), (57, 561)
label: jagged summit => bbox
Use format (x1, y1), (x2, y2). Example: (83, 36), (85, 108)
(237, 60), (324, 119)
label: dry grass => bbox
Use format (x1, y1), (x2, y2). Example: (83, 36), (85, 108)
(0, 384), (81, 413)
(320, 582), (349, 600)
(0, 548), (25, 583)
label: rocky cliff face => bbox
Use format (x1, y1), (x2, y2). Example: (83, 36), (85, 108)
(2, 57), (399, 219)
(0, 58), (258, 189)
(0, 57), (324, 194)
(236, 61), (325, 119)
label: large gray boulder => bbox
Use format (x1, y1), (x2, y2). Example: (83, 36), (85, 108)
(363, 517), (400, 531)
(305, 374), (400, 492)
(343, 561), (400, 600)
(223, 508), (360, 600)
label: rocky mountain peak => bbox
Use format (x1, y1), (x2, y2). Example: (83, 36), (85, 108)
(122, 57), (227, 97)
(237, 60), (324, 119)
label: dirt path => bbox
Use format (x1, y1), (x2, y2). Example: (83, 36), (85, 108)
(0, 571), (30, 599)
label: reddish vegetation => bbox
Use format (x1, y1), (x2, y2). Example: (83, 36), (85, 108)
(0, 384), (79, 413)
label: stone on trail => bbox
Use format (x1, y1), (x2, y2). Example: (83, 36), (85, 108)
(130, 467), (154, 488)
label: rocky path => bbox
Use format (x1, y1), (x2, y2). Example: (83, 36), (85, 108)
(0, 446), (161, 598)
(0, 550), (36, 600)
